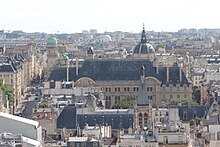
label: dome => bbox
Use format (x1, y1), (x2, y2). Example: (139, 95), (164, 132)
(87, 46), (94, 54)
(133, 24), (155, 54)
(100, 35), (112, 42)
(46, 37), (58, 46)
(133, 43), (155, 54)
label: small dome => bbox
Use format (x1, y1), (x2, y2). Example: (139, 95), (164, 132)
(133, 24), (155, 54)
(87, 46), (94, 54)
(133, 43), (155, 54)
(100, 35), (112, 42)
(46, 37), (58, 46)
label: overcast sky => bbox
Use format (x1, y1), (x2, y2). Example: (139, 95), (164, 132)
(0, 0), (219, 33)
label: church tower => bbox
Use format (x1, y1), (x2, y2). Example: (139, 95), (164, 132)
(134, 65), (152, 131)
(46, 37), (59, 72)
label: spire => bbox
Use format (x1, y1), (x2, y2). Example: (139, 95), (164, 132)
(141, 23), (147, 43)
(137, 65), (149, 106)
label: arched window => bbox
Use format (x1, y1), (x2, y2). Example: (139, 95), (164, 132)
(138, 113), (143, 128)
(144, 113), (148, 127)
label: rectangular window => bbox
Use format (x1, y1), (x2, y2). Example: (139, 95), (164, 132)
(148, 96), (153, 100)
(105, 96), (111, 108)
(115, 87), (117, 91)
(115, 96), (120, 104)
(124, 87), (126, 91)
(147, 87), (153, 91)
(49, 81), (55, 89)
(178, 136), (183, 144)
(177, 94), (180, 98)
(170, 95), (173, 99)
(163, 136), (168, 144)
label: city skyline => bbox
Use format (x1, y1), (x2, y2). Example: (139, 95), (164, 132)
(0, 0), (220, 33)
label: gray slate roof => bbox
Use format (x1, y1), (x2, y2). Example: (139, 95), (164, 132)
(169, 105), (209, 121)
(0, 64), (16, 72)
(57, 106), (133, 130)
(49, 59), (189, 85)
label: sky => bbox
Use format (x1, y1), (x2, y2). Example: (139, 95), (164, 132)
(0, 0), (220, 33)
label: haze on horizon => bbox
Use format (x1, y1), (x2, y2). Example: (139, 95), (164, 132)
(0, 0), (219, 34)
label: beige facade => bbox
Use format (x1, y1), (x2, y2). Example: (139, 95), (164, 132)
(47, 45), (59, 71)
(76, 77), (192, 108)
(2, 44), (43, 113)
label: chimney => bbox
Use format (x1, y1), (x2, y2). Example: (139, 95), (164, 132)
(76, 56), (78, 78)
(66, 56), (69, 82)
(179, 63), (182, 82)
(167, 66), (169, 82)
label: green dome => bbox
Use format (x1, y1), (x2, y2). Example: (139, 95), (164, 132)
(46, 37), (58, 46)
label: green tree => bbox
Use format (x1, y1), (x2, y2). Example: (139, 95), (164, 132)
(0, 79), (14, 105)
(192, 86), (201, 104)
(190, 117), (203, 126)
(169, 98), (198, 106)
(155, 44), (164, 51)
(112, 96), (136, 109)
(152, 102), (158, 108)
(38, 102), (49, 108)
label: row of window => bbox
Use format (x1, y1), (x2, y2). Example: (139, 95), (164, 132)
(104, 86), (155, 92)
(155, 111), (169, 116)
(0, 74), (13, 78)
(104, 86), (188, 92)
(163, 86), (187, 91)
(105, 87), (139, 92)
(163, 94), (188, 99)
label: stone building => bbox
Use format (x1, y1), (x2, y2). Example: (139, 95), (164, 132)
(47, 26), (192, 108)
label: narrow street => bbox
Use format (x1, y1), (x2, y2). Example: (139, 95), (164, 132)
(18, 79), (44, 118)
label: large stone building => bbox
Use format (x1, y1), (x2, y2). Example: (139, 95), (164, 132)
(47, 26), (192, 108)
